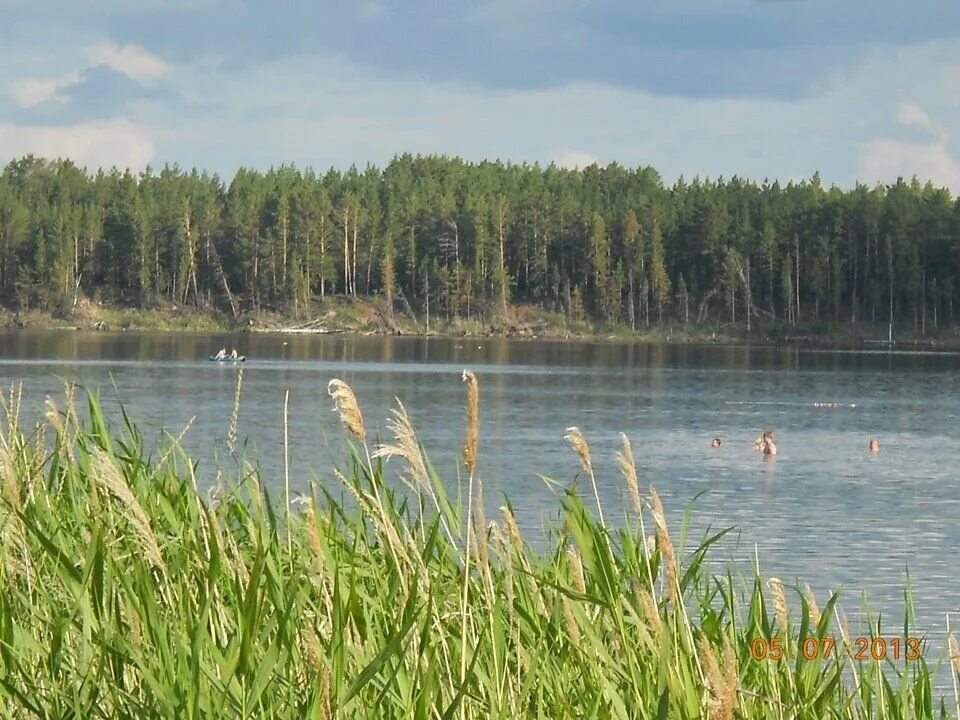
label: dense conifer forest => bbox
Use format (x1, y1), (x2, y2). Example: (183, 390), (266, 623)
(1, 153), (957, 334)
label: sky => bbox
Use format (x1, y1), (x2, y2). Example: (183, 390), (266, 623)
(2, 0), (960, 190)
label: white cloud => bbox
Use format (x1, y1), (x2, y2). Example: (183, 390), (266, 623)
(11, 72), (80, 108)
(550, 149), (600, 169)
(0, 119), (156, 170)
(357, 2), (388, 22)
(897, 102), (932, 131)
(9, 41), (170, 110)
(861, 103), (960, 191)
(860, 136), (960, 191)
(84, 42), (170, 81)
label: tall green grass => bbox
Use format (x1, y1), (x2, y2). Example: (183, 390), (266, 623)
(0, 375), (957, 719)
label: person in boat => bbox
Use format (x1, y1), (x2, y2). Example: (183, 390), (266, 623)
(761, 430), (777, 456)
(869, 438), (879, 453)
(711, 438), (722, 448)
(229, 348), (238, 359)
(214, 347), (227, 359)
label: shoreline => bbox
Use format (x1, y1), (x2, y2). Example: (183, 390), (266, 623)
(3, 298), (959, 351)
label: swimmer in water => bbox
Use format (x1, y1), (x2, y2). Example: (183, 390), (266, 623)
(761, 430), (777, 456)
(869, 438), (879, 453)
(712, 438), (722, 448)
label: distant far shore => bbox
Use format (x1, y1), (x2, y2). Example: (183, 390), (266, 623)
(2, 296), (958, 350)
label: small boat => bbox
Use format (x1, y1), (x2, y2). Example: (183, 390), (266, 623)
(208, 355), (246, 363)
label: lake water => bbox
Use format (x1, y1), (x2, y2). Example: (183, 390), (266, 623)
(2, 329), (959, 667)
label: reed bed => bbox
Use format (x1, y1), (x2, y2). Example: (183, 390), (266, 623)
(0, 377), (956, 719)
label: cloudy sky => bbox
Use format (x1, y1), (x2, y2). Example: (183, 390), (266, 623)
(2, 0), (960, 189)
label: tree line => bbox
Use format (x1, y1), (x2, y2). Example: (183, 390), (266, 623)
(1, 153), (958, 333)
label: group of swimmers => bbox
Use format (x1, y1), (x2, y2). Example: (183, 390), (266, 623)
(710, 432), (880, 455)
(213, 347), (239, 359)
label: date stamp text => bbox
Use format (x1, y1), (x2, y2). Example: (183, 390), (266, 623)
(750, 636), (922, 662)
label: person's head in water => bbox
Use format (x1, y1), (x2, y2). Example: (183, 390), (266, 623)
(869, 438), (879, 453)
(760, 430), (777, 456)
(712, 438), (721, 448)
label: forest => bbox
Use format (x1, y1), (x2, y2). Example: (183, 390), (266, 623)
(0, 153), (957, 334)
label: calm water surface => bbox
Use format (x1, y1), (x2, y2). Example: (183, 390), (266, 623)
(1, 330), (958, 662)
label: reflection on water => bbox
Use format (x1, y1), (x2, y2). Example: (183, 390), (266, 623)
(1, 329), (959, 668)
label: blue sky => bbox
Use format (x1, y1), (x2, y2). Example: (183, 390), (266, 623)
(2, 0), (960, 189)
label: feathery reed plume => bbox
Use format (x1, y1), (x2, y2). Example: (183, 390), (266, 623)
(565, 426), (592, 476)
(459, 370), (480, 694)
(698, 636), (723, 707)
(1, 438), (21, 511)
(373, 400), (430, 493)
(202, 504), (225, 568)
(948, 634), (960, 675)
(33, 419), (45, 479)
(616, 433), (642, 518)
(472, 478), (489, 571)
(320, 666), (332, 720)
(64, 381), (77, 427)
(227, 367), (243, 454)
(648, 485), (678, 604)
(304, 630), (322, 672)
(568, 549), (586, 595)
(244, 461), (263, 515)
(768, 578), (789, 635)
(698, 637), (738, 720)
(0, 439), (29, 580)
(44, 396), (65, 437)
(304, 499), (325, 573)
(636, 584), (662, 635)
(46, 396), (75, 464)
(804, 584), (822, 627)
(125, 602), (143, 651)
(718, 639), (739, 720)
(563, 598), (581, 647)
(565, 426), (606, 527)
(644, 535), (657, 558)
(327, 379), (366, 443)
(501, 505), (525, 556)
(90, 447), (165, 571)
(461, 370), (478, 476)
(501, 505), (546, 617)
(373, 398), (461, 550)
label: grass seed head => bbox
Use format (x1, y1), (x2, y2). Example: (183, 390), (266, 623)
(718, 639), (739, 720)
(948, 634), (960, 675)
(648, 485), (678, 603)
(91, 448), (165, 571)
(373, 400), (430, 494)
(327, 378), (366, 443)
(637, 585), (662, 635)
(461, 370), (479, 476)
(568, 549), (586, 594)
(227, 367), (243, 454)
(803, 584), (821, 627)
(563, 598), (581, 647)
(698, 636), (723, 704)
(616, 433), (642, 518)
(564, 426), (592, 476)
(768, 578), (789, 634)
